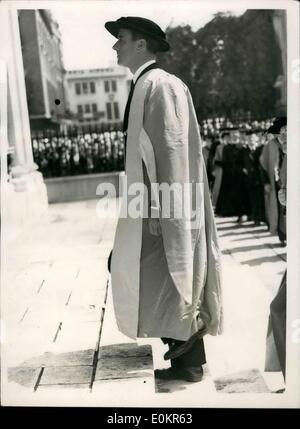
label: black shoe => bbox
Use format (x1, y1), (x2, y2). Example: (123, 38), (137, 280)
(155, 366), (204, 383)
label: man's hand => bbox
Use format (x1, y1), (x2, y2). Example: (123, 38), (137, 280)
(148, 218), (162, 236)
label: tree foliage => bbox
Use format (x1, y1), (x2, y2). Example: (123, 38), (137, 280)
(158, 10), (283, 120)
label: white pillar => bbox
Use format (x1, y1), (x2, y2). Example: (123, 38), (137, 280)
(0, 3), (48, 242)
(1, 7), (34, 167)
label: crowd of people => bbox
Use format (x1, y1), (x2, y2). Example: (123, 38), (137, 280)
(32, 130), (125, 178)
(202, 117), (287, 246)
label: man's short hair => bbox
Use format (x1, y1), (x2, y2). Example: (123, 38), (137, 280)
(129, 29), (161, 54)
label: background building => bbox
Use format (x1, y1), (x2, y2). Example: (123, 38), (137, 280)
(65, 67), (130, 127)
(18, 9), (68, 130)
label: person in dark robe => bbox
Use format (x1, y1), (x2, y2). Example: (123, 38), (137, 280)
(249, 131), (267, 225)
(215, 128), (240, 216)
(207, 138), (221, 192)
(234, 130), (253, 223)
(235, 129), (266, 225)
(202, 134), (220, 192)
(211, 131), (228, 209)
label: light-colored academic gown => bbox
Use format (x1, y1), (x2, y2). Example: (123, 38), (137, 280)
(259, 138), (280, 234)
(111, 68), (223, 341)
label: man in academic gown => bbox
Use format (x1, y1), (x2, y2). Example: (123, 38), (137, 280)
(247, 131), (266, 225)
(105, 17), (223, 382)
(203, 134), (220, 192)
(234, 130), (253, 223)
(215, 128), (240, 217)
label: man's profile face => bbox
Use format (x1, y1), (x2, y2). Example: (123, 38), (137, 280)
(113, 28), (140, 68)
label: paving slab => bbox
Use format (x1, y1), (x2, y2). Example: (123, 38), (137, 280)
(14, 349), (95, 369)
(214, 368), (270, 393)
(40, 365), (93, 386)
(7, 367), (40, 390)
(99, 343), (152, 358)
(95, 353), (153, 381)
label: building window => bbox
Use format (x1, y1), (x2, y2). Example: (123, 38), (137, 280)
(90, 81), (96, 94)
(85, 104), (91, 113)
(92, 103), (98, 113)
(113, 102), (120, 120)
(111, 80), (117, 92)
(82, 82), (88, 94)
(77, 105), (83, 114)
(75, 83), (81, 95)
(104, 81), (110, 93)
(106, 102), (112, 120)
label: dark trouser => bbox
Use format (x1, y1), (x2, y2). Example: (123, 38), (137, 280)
(161, 337), (206, 369)
(269, 270), (287, 378)
(235, 175), (251, 218)
(250, 184), (265, 223)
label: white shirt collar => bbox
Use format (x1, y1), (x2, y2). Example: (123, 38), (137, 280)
(132, 60), (156, 84)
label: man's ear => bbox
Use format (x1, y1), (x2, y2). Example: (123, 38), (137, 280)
(137, 38), (147, 51)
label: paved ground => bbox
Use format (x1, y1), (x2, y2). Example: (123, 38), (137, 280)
(1, 198), (286, 406)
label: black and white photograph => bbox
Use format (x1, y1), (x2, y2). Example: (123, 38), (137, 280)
(0, 0), (299, 409)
